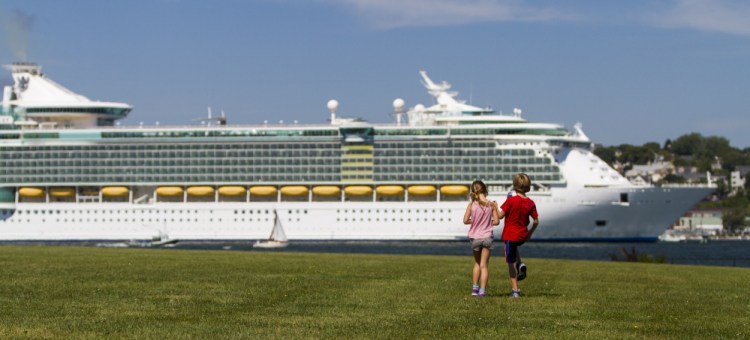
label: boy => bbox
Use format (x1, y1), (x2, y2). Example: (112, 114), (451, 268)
(497, 173), (539, 298)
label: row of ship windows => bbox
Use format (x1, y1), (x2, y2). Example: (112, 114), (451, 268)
(336, 208), (450, 214)
(336, 217), (453, 223)
(0, 158), (341, 171)
(374, 150), (535, 157)
(374, 142), (494, 148)
(376, 174), (562, 181)
(374, 128), (567, 136)
(102, 130), (340, 139)
(0, 149), (522, 160)
(1, 217), (451, 223)
(0, 151), (343, 160)
(1, 175), (342, 183)
(2, 208), (446, 216)
(13, 209), (210, 215)
(0, 142), (340, 153)
(11, 209), (322, 215)
(0, 164), (558, 174)
(1, 174), (559, 184)
(2, 128), (567, 140)
(0, 152), (531, 161)
(1, 218), (226, 223)
(10, 130), (341, 140)
(0, 173), (562, 183)
(1, 168), (341, 176)
(0, 171), (560, 180)
(375, 157), (551, 165)
(0, 141), (500, 153)
(0, 155), (546, 167)
(0, 143), (513, 155)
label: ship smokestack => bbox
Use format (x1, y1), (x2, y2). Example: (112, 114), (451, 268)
(2, 85), (12, 112)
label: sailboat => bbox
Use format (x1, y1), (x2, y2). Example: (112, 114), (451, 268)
(253, 210), (289, 248)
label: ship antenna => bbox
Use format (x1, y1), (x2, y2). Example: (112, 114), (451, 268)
(392, 98), (405, 126)
(327, 99), (339, 125)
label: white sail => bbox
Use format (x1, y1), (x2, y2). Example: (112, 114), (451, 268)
(270, 211), (287, 242)
(254, 210), (289, 248)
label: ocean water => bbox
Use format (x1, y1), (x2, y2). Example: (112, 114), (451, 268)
(164, 240), (750, 268)
(5, 239), (748, 268)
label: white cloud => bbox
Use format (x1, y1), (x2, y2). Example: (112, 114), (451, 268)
(651, 0), (750, 37)
(321, 0), (576, 29)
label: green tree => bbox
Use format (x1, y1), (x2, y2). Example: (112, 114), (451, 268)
(663, 138), (672, 151)
(671, 133), (703, 156)
(643, 142), (661, 154)
(594, 145), (617, 165)
(618, 144), (655, 164)
(662, 174), (686, 184)
(723, 207), (748, 233)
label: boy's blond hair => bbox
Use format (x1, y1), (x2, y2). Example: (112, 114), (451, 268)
(513, 173), (531, 194)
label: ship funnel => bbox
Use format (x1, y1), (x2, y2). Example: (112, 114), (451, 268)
(2, 86), (12, 111)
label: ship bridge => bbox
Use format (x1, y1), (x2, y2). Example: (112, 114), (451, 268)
(1, 62), (132, 129)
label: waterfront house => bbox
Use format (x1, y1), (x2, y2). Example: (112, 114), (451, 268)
(673, 209), (724, 236)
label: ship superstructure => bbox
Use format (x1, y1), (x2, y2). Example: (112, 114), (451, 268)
(0, 64), (713, 241)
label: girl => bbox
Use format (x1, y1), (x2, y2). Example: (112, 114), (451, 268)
(463, 180), (500, 297)
(497, 173), (539, 298)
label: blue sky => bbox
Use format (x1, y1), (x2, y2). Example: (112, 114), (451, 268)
(1, 0), (749, 147)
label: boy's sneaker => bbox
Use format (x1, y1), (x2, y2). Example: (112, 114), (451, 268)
(471, 286), (480, 296)
(516, 262), (527, 281)
(511, 290), (521, 298)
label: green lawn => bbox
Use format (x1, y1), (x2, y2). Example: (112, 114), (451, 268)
(0, 246), (748, 339)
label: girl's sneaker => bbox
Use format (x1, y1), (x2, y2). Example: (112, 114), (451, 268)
(478, 289), (486, 297)
(471, 286), (480, 296)
(511, 290), (521, 298)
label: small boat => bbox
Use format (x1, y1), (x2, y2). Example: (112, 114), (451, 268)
(147, 223), (178, 247)
(658, 231), (687, 243)
(254, 210), (289, 248)
(150, 233), (179, 247)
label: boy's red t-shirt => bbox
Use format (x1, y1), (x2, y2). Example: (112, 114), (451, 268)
(500, 195), (538, 241)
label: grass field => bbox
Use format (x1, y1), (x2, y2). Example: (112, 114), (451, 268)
(0, 246), (748, 339)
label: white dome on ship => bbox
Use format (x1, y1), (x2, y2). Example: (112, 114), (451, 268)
(393, 98), (405, 111)
(327, 99), (339, 113)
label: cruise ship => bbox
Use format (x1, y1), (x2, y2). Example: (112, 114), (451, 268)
(0, 63), (713, 242)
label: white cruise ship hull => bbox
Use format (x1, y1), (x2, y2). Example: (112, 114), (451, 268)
(0, 186), (712, 242)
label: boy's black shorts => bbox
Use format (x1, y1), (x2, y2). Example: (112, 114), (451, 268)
(503, 240), (525, 263)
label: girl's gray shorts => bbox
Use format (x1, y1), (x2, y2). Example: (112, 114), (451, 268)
(470, 237), (494, 251)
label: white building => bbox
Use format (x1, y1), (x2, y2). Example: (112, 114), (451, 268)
(625, 161), (674, 183)
(729, 171), (745, 196)
(674, 209), (724, 235)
